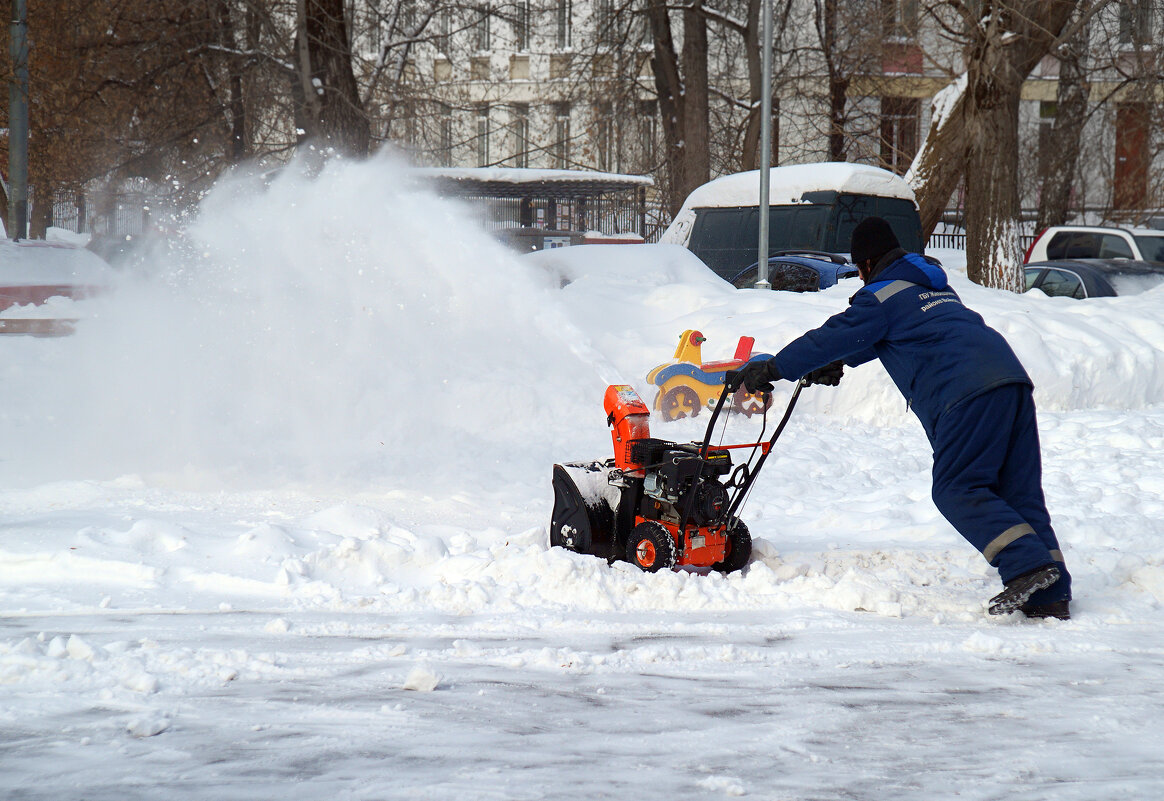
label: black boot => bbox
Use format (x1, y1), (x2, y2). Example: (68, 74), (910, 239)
(1021, 599), (1071, 620)
(988, 564), (1060, 616)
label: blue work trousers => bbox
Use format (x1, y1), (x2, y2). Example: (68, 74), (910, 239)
(930, 383), (1071, 604)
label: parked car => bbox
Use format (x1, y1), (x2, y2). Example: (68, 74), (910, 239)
(728, 250), (859, 291)
(1023, 259), (1164, 299)
(659, 163), (923, 280)
(0, 237), (115, 335)
(1024, 225), (1164, 264)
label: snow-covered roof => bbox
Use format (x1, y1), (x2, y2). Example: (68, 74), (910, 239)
(659, 163), (916, 245)
(416, 167), (653, 186)
(678, 163), (915, 211)
(412, 167), (653, 199)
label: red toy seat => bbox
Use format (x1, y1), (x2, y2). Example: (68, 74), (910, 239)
(700, 336), (755, 372)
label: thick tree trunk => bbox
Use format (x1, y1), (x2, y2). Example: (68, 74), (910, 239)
(740, 0), (763, 170)
(1037, 31), (1088, 230)
(680, 0), (711, 198)
(217, 0), (247, 163)
(965, 92), (1024, 289)
(963, 15), (1027, 289)
(297, 0), (370, 158)
(648, 0), (709, 216)
(823, 0), (848, 161)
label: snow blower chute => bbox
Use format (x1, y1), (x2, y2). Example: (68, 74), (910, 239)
(550, 377), (805, 573)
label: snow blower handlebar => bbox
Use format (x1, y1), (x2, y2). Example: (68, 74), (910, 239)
(702, 373), (808, 525)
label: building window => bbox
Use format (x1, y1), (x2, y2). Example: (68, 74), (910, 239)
(553, 102), (571, 169)
(515, 0), (531, 51)
(595, 0), (615, 46)
(1037, 100), (1056, 183)
(637, 100), (657, 173)
(476, 4), (491, 51)
(557, 0), (572, 49)
(439, 103), (453, 167)
(882, 0), (919, 39)
(513, 104), (530, 168)
(1119, 0), (1154, 45)
(1114, 102), (1150, 210)
(436, 9), (451, 56)
(477, 104), (491, 166)
(879, 96), (919, 175)
(368, 1), (383, 51)
(399, 0), (415, 33)
(596, 103), (614, 171)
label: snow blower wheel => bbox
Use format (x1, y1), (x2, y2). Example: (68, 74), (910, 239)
(627, 521), (677, 571)
(713, 521), (752, 573)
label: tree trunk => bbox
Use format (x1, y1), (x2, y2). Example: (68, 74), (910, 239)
(964, 88), (1024, 289)
(740, 0), (763, 171)
(297, 0), (370, 158)
(217, 0), (247, 163)
(680, 0), (711, 197)
(648, 0), (709, 216)
(1037, 29), (1088, 230)
(822, 0), (848, 161)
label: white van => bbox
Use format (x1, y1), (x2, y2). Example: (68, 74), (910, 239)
(659, 163), (923, 279)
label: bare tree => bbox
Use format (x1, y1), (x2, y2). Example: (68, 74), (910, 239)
(909, 0), (1100, 289)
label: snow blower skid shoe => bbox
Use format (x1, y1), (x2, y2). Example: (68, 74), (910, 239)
(549, 379), (806, 574)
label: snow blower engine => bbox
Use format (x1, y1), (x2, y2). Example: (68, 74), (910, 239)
(550, 378), (805, 573)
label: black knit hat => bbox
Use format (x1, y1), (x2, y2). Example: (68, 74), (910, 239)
(850, 217), (900, 265)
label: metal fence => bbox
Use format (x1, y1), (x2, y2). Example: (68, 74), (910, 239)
(926, 232), (1037, 252)
(50, 190), (152, 238)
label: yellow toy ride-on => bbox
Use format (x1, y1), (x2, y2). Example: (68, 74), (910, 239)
(646, 329), (773, 421)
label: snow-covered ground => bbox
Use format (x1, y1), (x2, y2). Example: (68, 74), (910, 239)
(3, 156), (1164, 800)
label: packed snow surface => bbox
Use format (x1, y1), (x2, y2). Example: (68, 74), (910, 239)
(2, 156), (1164, 800)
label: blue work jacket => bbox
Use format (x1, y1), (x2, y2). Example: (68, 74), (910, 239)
(771, 251), (1032, 440)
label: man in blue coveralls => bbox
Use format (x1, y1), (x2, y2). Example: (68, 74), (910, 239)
(731, 217), (1071, 620)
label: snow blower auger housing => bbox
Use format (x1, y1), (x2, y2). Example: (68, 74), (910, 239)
(550, 379), (805, 573)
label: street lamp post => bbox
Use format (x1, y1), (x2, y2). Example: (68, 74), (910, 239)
(8, 0), (29, 240)
(754, 0), (773, 289)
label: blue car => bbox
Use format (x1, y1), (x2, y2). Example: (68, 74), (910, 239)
(728, 250), (859, 291)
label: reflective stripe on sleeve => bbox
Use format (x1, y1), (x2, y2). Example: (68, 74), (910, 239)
(983, 523), (1036, 562)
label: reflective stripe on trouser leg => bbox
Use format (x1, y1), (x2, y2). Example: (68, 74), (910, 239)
(983, 524), (1037, 563)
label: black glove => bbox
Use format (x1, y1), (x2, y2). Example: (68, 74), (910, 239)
(804, 360), (844, 386)
(727, 359), (782, 394)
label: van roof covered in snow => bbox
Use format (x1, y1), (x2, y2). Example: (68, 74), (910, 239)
(678, 163), (915, 211)
(660, 163), (916, 247)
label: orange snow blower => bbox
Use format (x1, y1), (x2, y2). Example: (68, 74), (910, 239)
(550, 376), (806, 573)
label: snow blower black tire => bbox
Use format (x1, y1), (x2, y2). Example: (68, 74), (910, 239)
(713, 520), (752, 574)
(626, 521), (677, 572)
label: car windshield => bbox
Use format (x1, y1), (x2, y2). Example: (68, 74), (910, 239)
(1132, 235), (1164, 262)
